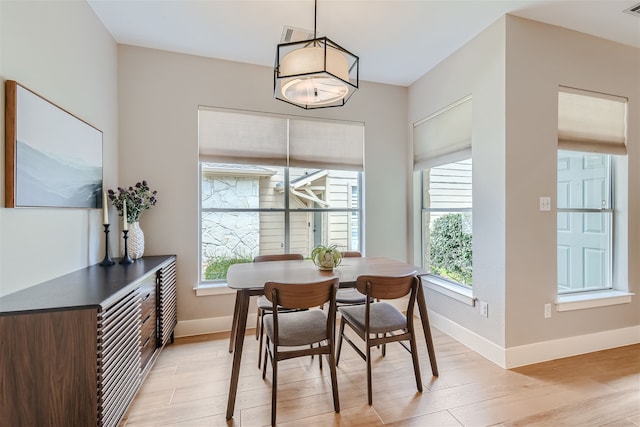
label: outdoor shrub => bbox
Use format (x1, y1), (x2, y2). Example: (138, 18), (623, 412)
(429, 213), (472, 285)
(204, 255), (252, 280)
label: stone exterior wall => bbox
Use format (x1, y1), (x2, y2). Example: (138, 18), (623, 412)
(201, 168), (359, 276)
(201, 175), (260, 261)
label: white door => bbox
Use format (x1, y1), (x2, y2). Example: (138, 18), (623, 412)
(557, 151), (611, 291)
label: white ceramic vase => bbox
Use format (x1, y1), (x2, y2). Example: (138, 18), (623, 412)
(123, 221), (145, 259)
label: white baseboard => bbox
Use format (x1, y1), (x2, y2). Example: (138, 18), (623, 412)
(427, 310), (640, 368)
(427, 310), (507, 367)
(505, 325), (640, 368)
(174, 313), (258, 338)
(175, 309), (639, 368)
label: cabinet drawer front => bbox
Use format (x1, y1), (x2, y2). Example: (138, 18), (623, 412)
(141, 327), (156, 368)
(140, 276), (156, 318)
(141, 311), (157, 348)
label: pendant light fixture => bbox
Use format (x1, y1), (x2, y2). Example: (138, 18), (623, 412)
(274, 0), (359, 109)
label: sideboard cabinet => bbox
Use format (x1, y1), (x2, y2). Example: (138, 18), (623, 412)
(0, 255), (177, 427)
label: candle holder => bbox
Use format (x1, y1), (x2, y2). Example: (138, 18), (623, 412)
(119, 230), (134, 265)
(99, 224), (115, 266)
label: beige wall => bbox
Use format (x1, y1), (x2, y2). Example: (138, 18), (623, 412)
(409, 15), (639, 365)
(504, 16), (639, 347)
(410, 17), (508, 347)
(0, 0), (118, 296)
(117, 45), (408, 325)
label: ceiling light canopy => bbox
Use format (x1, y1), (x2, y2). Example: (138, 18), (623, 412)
(274, 0), (359, 109)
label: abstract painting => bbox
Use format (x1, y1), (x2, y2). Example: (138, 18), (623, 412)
(5, 80), (103, 208)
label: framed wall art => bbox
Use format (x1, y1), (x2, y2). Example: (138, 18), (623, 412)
(5, 80), (103, 208)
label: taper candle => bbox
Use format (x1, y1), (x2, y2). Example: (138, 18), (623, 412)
(123, 200), (128, 231)
(102, 191), (109, 225)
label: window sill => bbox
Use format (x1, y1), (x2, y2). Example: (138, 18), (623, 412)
(556, 290), (634, 312)
(421, 275), (476, 306)
(194, 283), (236, 296)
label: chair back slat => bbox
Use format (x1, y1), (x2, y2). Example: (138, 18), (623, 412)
(356, 273), (417, 300)
(265, 278), (338, 310)
(341, 251), (362, 258)
(254, 253), (304, 263)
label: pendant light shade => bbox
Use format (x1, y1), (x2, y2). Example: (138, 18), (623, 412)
(274, 2), (359, 109)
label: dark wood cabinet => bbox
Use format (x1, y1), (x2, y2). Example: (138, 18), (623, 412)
(0, 255), (177, 427)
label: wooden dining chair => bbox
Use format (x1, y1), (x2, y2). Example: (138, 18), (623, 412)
(335, 251), (367, 306)
(262, 277), (340, 427)
(341, 251), (362, 258)
(254, 253), (305, 368)
(335, 273), (422, 405)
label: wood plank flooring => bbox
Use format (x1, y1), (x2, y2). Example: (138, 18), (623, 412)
(120, 323), (639, 426)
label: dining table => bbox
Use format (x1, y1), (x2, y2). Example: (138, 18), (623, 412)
(224, 256), (439, 420)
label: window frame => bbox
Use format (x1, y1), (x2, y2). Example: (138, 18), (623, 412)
(419, 157), (473, 288)
(555, 86), (628, 296)
(197, 108), (364, 287)
(556, 150), (614, 294)
(198, 163), (363, 285)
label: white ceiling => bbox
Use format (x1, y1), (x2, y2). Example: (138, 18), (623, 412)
(88, 0), (640, 87)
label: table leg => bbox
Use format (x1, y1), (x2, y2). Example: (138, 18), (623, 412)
(416, 281), (439, 376)
(226, 289), (250, 419)
(228, 291), (241, 353)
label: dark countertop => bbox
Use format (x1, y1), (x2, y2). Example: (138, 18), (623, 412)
(0, 255), (176, 315)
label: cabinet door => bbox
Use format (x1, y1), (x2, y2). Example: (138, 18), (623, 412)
(97, 287), (141, 427)
(157, 258), (177, 346)
(0, 309), (98, 426)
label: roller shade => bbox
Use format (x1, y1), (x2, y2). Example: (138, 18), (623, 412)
(199, 108), (287, 166)
(289, 118), (364, 170)
(413, 96), (472, 170)
(558, 87), (627, 155)
(199, 108), (364, 170)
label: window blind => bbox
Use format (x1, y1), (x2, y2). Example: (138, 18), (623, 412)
(198, 108), (287, 166)
(413, 95), (472, 170)
(558, 87), (627, 155)
(289, 118), (364, 170)
(198, 108), (364, 171)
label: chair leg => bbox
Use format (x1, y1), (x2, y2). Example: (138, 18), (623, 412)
(262, 337), (269, 380)
(336, 318), (346, 365)
(409, 331), (423, 392)
(382, 333), (386, 357)
(258, 312), (265, 368)
(328, 347), (340, 413)
(271, 348), (278, 427)
(366, 341), (373, 405)
(228, 292), (241, 353)
(255, 307), (261, 339)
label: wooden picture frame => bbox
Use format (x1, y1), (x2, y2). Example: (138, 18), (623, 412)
(5, 80), (103, 208)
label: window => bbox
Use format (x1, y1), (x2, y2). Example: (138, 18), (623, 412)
(198, 109), (364, 283)
(414, 96), (473, 287)
(557, 87), (627, 294)
(557, 151), (613, 292)
(350, 185), (359, 252)
(422, 159), (472, 285)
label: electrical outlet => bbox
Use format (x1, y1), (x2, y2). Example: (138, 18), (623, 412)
(480, 301), (488, 318)
(544, 303), (552, 318)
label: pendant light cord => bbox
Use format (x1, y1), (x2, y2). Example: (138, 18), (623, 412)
(313, 0), (317, 38)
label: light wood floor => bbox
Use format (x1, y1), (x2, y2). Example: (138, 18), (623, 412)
(120, 323), (640, 427)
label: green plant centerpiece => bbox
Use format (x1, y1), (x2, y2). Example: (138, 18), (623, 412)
(311, 244), (342, 271)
